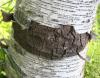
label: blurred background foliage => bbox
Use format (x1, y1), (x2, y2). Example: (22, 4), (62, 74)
(0, 0), (15, 78)
(84, 4), (100, 78)
(0, 0), (100, 78)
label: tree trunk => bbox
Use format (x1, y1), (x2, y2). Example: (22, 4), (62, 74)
(6, 0), (99, 78)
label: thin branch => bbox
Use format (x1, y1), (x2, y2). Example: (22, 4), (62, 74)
(0, 0), (12, 8)
(9, 6), (14, 13)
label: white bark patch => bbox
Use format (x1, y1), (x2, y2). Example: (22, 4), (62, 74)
(8, 39), (88, 78)
(14, 0), (99, 33)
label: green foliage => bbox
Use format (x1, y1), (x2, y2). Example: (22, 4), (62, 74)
(85, 41), (100, 78)
(84, 4), (100, 78)
(0, 0), (15, 77)
(0, 0), (15, 39)
(0, 48), (6, 78)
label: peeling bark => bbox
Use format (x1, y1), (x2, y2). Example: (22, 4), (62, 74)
(12, 21), (90, 60)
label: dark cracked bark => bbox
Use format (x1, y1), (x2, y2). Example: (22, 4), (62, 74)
(12, 21), (91, 60)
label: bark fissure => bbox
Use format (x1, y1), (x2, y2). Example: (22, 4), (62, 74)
(80, 35), (84, 48)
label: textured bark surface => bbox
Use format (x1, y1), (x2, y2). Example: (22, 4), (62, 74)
(12, 21), (90, 60)
(14, 0), (99, 33)
(3, 0), (99, 78)
(7, 38), (87, 78)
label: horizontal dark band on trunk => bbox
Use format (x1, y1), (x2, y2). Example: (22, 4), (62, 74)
(12, 21), (90, 60)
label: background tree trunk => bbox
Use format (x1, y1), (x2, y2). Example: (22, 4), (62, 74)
(6, 0), (99, 78)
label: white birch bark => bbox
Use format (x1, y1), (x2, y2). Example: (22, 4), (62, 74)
(14, 0), (99, 33)
(7, 38), (88, 78)
(6, 0), (99, 78)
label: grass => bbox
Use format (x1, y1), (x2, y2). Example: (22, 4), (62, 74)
(0, 0), (100, 78)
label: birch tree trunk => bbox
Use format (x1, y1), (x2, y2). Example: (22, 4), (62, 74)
(6, 0), (99, 78)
